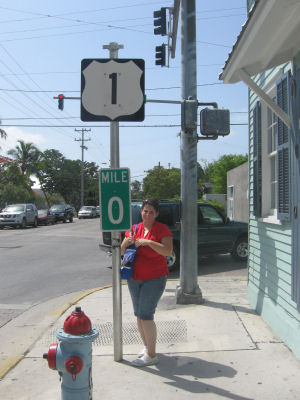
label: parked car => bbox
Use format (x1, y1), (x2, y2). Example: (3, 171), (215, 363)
(101, 201), (248, 270)
(49, 204), (74, 223)
(0, 203), (38, 229)
(78, 206), (97, 219)
(37, 209), (56, 226)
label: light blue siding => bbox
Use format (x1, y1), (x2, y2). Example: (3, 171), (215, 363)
(248, 61), (300, 360)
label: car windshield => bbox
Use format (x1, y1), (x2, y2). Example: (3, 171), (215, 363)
(50, 205), (64, 211)
(4, 205), (25, 212)
(80, 206), (92, 211)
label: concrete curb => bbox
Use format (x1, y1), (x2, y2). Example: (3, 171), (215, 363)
(0, 285), (112, 380)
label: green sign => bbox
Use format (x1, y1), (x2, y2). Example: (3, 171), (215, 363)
(99, 168), (131, 231)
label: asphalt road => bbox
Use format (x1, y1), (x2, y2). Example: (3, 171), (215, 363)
(0, 218), (113, 327)
(0, 218), (247, 328)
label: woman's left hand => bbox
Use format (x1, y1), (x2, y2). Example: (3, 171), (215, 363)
(135, 238), (148, 248)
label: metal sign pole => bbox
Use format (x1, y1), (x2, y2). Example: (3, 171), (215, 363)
(103, 42), (124, 361)
(176, 0), (203, 304)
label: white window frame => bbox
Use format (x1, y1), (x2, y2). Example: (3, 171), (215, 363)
(228, 185), (234, 220)
(259, 78), (281, 224)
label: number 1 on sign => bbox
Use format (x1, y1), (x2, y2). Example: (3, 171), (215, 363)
(109, 73), (117, 104)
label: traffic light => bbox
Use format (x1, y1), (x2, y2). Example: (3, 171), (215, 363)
(58, 94), (64, 110)
(155, 44), (166, 67)
(153, 7), (167, 36)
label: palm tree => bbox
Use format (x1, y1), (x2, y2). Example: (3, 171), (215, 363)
(7, 140), (40, 176)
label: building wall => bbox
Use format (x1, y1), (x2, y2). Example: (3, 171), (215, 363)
(247, 62), (300, 360)
(227, 162), (248, 223)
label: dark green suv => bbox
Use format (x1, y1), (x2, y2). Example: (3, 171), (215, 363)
(49, 204), (74, 223)
(102, 201), (248, 271)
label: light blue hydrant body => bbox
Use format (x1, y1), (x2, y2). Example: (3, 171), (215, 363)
(43, 307), (99, 400)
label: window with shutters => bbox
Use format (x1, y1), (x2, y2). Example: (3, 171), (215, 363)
(253, 71), (290, 223)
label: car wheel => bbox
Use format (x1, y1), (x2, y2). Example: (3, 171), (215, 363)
(33, 217), (38, 228)
(21, 218), (27, 229)
(166, 243), (180, 271)
(232, 237), (248, 261)
(63, 217), (67, 223)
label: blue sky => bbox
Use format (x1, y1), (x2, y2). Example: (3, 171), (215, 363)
(0, 0), (248, 183)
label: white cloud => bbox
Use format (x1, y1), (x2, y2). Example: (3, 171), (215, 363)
(0, 127), (46, 155)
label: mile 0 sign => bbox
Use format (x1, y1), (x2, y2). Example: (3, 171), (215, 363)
(99, 168), (131, 232)
(81, 58), (145, 122)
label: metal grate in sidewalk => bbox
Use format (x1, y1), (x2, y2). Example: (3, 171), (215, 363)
(43, 320), (187, 346)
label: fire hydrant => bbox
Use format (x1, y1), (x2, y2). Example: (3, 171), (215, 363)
(43, 306), (99, 400)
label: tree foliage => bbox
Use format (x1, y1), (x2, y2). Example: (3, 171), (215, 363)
(0, 163), (34, 207)
(1, 139), (248, 209)
(7, 140), (40, 177)
(1, 144), (100, 209)
(203, 154), (248, 193)
(143, 166), (181, 199)
(131, 180), (143, 200)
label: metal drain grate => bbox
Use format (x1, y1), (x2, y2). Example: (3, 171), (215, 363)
(43, 320), (187, 346)
(94, 320), (187, 346)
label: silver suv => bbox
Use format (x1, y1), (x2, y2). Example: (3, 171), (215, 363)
(0, 203), (38, 229)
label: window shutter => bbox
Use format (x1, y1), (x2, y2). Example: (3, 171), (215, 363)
(253, 101), (262, 217)
(276, 72), (291, 221)
(291, 68), (300, 305)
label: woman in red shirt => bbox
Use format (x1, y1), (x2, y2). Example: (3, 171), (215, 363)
(121, 198), (173, 367)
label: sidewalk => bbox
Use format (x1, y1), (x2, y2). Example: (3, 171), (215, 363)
(1, 277), (300, 400)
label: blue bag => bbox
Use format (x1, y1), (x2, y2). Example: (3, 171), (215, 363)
(120, 224), (138, 280)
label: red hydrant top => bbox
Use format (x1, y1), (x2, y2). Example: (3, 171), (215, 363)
(63, 306), (92, 335)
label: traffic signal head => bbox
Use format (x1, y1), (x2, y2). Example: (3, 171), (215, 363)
(155, 44), (166, 67)
(153, 7), (167, 36)
(58, 94), (64, 111)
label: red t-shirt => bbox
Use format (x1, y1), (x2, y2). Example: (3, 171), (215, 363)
(125, 221), (172, 280)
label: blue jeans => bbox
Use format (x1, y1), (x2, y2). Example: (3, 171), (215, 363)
(127, 276), (167, 320)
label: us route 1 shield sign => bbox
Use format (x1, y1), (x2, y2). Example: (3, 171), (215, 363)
(81, 58), (145, 122)
(99, 168), (131, 231)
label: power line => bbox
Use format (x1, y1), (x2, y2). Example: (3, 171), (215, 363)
(1, 111), (248, 120)
(0, 123), (248, 128)
(0, 64), (223, 78)
(0, 44), (76, 141)
(0, 81), (223, 93)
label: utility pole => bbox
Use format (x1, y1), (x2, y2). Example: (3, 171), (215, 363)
(75, 128), (91, 208)
(103, 42), (124, 362)
(176, 0), (203, 304)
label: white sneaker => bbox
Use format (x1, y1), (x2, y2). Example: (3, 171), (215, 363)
(138, 346), (147, 358)
(131, 353), (159, 367)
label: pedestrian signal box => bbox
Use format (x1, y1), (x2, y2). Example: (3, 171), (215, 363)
(200, 108), (230, 136)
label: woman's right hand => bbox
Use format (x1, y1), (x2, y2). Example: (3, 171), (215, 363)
(121, 233), (135, 255)
(125, 235), (135, 247)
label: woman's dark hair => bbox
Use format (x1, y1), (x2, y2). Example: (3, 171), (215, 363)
(141, 198), (159, 212)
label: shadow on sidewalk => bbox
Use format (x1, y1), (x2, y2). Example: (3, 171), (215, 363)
(124, 354), (253, 400)
(202, 300), (257, 316)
